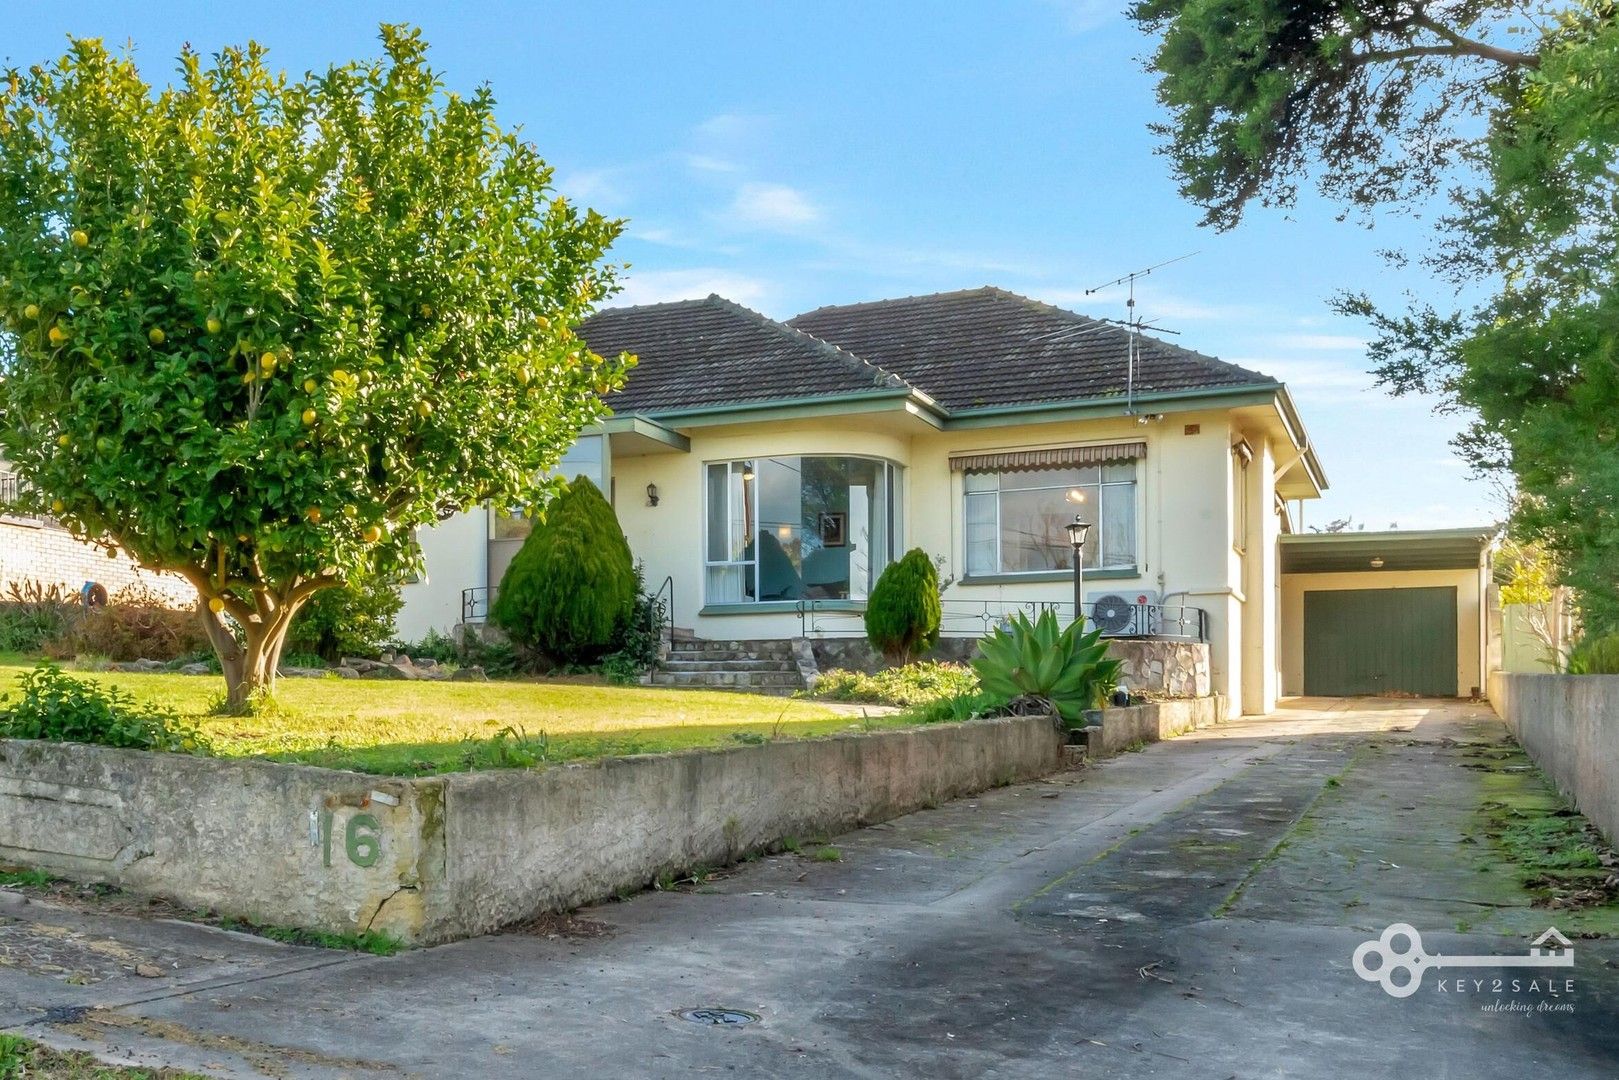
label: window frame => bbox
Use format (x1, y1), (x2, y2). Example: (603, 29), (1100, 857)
(701, 455), (902, 608)
(962, 459), (1141, 578)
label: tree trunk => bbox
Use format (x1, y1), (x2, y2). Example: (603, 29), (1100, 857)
(198, 598), (303, 711)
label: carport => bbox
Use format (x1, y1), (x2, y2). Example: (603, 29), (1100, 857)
(1279, 527), (1501, 698)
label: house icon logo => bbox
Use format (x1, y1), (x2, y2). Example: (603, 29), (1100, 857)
(1529, 928), (1574, 958)
(1353, 924), (1575, 998)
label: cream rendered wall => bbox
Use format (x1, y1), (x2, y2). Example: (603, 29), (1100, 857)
(1239, 434), (1281, 716)
(394, 509), (489, 641)
(911, 409), (1249, 717)
(1278, 568), (1483, 697)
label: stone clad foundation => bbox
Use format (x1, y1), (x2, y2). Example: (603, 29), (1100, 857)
(0, 713), (1064, 945)
(808, 637), (1212, 697)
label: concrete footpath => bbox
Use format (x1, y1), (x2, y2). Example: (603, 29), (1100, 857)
(3, 699), (1617, 1078)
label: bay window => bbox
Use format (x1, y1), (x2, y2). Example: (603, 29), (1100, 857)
(704, 456), (901, 605)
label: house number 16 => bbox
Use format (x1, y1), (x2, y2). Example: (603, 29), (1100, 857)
(318, 809), (382, 868)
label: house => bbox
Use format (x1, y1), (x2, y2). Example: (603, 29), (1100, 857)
(398, 287), (1330, 717)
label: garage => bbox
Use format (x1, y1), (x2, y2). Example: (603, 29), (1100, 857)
(1302, 586), (1456, 696)
(1279, 527), (1502, 700)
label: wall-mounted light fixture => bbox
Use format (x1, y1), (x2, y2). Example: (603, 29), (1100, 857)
(645, 483), (659, 507)
(1370, 556), (1385, 569)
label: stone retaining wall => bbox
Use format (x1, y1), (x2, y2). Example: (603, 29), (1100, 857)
(809, 637), (1211, 697)
(0, 713), (1064, 945)
(1488, 672), (1619, 843)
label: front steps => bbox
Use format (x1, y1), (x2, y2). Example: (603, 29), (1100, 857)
(645, 639), (805, 695)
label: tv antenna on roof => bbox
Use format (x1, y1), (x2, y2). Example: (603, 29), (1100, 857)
(1041, 251), (1199, 415)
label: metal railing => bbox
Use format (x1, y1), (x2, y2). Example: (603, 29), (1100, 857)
(463, 586), (495, 624)
(651, 574), (674, 650)
(796, 598), (1208, 642)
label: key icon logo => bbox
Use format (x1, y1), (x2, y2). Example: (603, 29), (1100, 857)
(1352, 924), (1574, 998)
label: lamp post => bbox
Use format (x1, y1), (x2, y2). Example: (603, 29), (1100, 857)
(1065, 516), (1092, 626)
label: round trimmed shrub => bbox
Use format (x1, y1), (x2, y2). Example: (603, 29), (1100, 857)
(865, 548), (942, 663)
(491, 476), (635, 664)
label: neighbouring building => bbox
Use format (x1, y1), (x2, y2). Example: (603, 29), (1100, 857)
(0, 460), (195, 608)
(399, 287), (1332, 717)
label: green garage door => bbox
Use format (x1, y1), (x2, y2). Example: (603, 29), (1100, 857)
(1303, 587), (1457, 697)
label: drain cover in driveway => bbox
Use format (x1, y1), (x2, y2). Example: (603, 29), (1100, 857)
(675, 1008), (760, 1026)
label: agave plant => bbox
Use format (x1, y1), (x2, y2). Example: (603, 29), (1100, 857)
(971, 609), (1122, 724)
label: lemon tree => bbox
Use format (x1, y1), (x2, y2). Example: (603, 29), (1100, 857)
(0, 27), (631, 707)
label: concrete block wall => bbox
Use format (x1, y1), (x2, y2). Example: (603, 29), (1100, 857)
(1489, 672), (1619, 844)
(1081, 695), (1226, 757)
(0, 518), (194, 607)
(0, 713), (1065, 945)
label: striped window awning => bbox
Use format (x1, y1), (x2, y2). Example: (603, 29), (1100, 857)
(949, 440), (1147, 473)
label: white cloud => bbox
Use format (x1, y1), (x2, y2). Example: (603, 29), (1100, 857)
(1226, 356), (1375, 395)
(728, 182), (823, 231)
(609, 269), (775, 312)
(1271, 332), (1369, 352)
(1038, 0), (1120, 32)
(684, 153), (741, 175)
(555, 167), (628, 207)
(693, 113), (767, 142)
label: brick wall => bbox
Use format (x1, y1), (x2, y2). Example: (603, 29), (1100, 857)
(0, 516), (196, 608)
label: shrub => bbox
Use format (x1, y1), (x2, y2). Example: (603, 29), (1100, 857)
(811, 662), (978, 706)
(600, 564), (667, 683)
(47, 584), (209, 662)
(460, 630), (520, 678)
(971, 609), (1121, 724)
(0, 581), (76, 653)
(897, 689), (1006, 725)
(491, 476), (635, 664)
(0, 662), (208, 752)
(1567, 633), (1619, 674)
(865, 549), (942, 663)
(287, 574), (404, 662)
(392, 627), (463, 665)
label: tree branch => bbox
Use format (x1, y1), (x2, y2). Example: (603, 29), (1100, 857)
(1410, 15), (1541, 68)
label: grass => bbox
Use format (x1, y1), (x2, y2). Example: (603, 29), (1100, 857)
(0, 1034), (205, 1079)
(807, 662), (978, 707)
(0, 659), (925, 776)
(217, 918), (405, 955)
(0, 866), (55, 888)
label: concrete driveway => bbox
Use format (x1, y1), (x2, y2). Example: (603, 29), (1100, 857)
(4, 698), (1617, 1078)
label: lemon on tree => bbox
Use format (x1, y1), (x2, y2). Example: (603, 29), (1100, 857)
(0, 29), (631, 708)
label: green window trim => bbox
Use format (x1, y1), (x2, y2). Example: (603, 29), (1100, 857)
(958, 568), (1140, 586)
(699, 600), (866, 616)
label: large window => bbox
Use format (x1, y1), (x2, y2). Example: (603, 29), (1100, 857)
(964, 461), (1136, 575)
(705, 456), (900, 605)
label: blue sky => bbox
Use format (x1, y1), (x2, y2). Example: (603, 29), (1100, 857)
(3, 1), (1498, 530)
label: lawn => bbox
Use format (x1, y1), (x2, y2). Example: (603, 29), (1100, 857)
(0, 658), (907, 775)
(0, 1034), (204, 1080)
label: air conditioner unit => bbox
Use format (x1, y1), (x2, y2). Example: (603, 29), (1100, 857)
(1086, 590), (1159, 637)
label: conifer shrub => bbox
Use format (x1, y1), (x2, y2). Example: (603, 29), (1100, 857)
(864, 548), (942, 663)
(491, 477), (635, 663)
